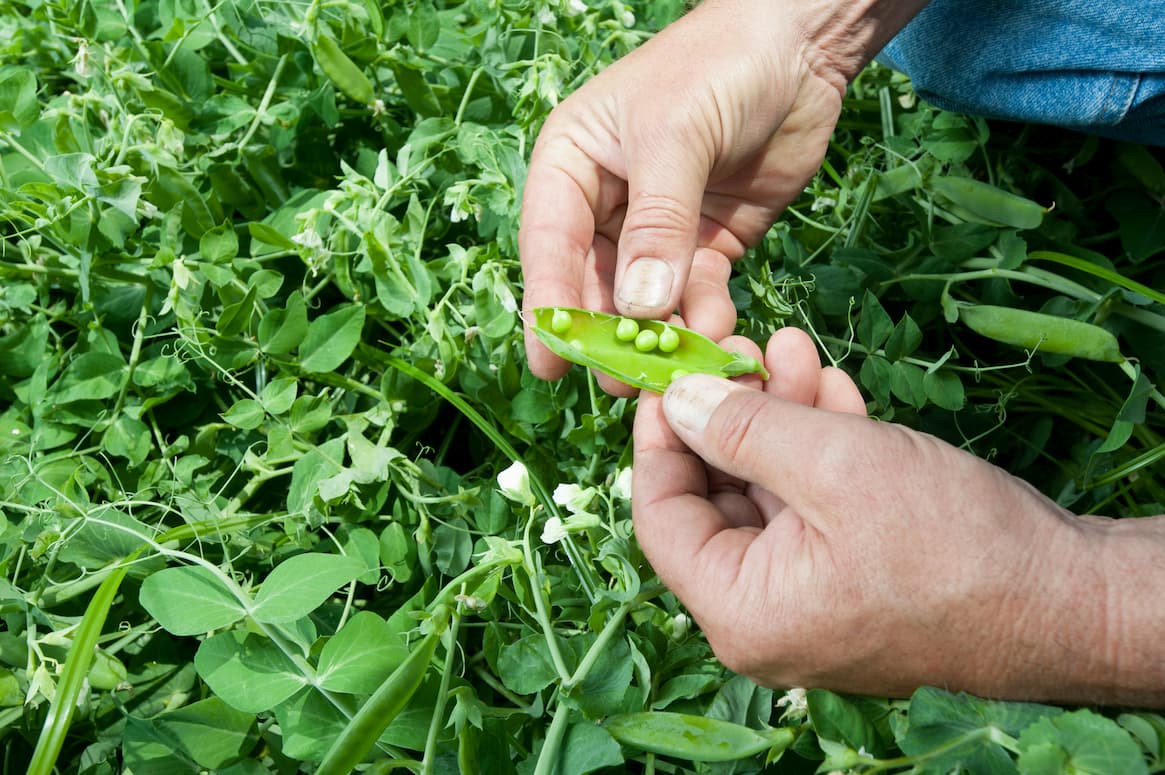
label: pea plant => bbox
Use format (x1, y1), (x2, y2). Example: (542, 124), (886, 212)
(1, 0), (1162, 773)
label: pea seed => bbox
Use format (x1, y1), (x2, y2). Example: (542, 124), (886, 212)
(615, 317), (639, 342)
(658, 325), (680, 352)
(550, 308), (572, 334)
(634, 329), (659, 352)
(530, 306), (769, 393)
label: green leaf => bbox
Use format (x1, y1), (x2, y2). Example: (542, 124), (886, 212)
(52, 352), (127, 404)
(499, 633), (562, 695)
(316, 611), (408, 694)
(194, 631), (307, 713)
(923, 370), (966, 411)
(140, 566), (246, 636)
(1017, 710), (1147, 775)
(857, 291), (893, 351)
(0, 68), (39, 130)
(898, 688), (1062, 775)
(298, 304), (366, 373)
(249, 553), (364, 624)
(59, 507), (151, 569)
(199, 224), (239, 263)
(150, 697), (256, 769)
(221, 398), (265, 430)
(884, 314), (923, 362)
(807, 689), (880, 756)
(259, 377), (298, 415)
(554, 720), (625, 774)
(102, 415), (151, 466)
(258, 290), (308, 355)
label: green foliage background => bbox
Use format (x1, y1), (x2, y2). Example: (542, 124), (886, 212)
(0, 0), (1162, 772)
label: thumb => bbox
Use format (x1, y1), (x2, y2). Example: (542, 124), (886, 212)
(662, 373), (863, 503)
(614, 127), (712, 318)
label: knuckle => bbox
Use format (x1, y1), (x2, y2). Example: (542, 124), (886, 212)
(712, 391), (772, 463)
(622, 191), (695, 241)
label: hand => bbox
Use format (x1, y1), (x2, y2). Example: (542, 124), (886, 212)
(519, 0), (929, 387)
(632, 328), (1165, 704)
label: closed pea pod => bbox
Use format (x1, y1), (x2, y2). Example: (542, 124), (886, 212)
(930, 175), (1046, 230)
(957, 304), (1123, 362)
(530, 307), (768, 392)
(315, 613), (445, 775)
(603, 712), (795, 763)
(311, 33), (376, 106)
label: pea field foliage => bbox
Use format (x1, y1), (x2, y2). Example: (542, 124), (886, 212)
(0, 0), (1163, 773)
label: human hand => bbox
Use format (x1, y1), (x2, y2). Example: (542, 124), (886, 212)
(632, 327), (1137, 703)
(519, 0), (928, 387)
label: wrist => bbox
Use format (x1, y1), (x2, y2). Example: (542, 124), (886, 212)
(1007, 514), (1165, 707)
(790, 0), (931, 90)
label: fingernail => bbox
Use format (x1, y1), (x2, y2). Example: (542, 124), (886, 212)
(663, 373), (733, 434)
(617, 258), (674, 311)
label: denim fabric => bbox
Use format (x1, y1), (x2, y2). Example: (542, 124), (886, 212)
(877, 0), (1165, 146)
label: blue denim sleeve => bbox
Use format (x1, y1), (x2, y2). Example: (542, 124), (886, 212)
(876, 0), (1165, 146)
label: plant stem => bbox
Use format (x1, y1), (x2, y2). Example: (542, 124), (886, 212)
(532, 702), (571, 775)
(421, 610), (461, 774)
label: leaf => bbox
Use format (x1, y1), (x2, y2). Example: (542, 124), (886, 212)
(1017, 710), (1147, 775)
(59, 507), (151, 569)
(898, 687), (1062, 775)
(51, 352), (127, 404)
(0, 68), (39, 130)
(298, 304), (366, 373)
(884, 314), (922, 362)
(140, 566), (246, 636)
(287, 437), (346, 514)
(221, 398), (265, 430)
(259, 377), (298, 416)
(249, 553), (364, 624)
(258, 290), (308, 355)
(857, 290), (893, 351)
(316, 611), (408, 694)
(923, 370), (966, 411)
(102, 415), (151, 466)
(807, 689), (881, 756)
(553, 721), (624, 774)
(150, 697), (256, 769)
(194, 631), (307, 713)
(499, 633), (562, 695)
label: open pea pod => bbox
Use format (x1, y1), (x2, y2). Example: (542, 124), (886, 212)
(530, 307), (768, 392)
(603, 712), (795, 763)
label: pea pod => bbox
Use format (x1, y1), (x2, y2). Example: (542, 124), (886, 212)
(603, 712), (795, 762)
(311, 33), (376, 106)
(315, 613), (445, 775)
(930, 175), (1046, 230)
(530, 307), (768, 392)
(958, 304), (1123, 362)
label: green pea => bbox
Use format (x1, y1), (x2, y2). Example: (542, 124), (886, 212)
(529, 306), (769, 392)
(930, 175), (1046, 231)
(634, 329), (659, 352)
(603, 712), (794, 763)
(957, 304), (1123, 362)
(615, 317), (639, 341)
(658, 325), (680, 353)
(550, 308), (572, 334)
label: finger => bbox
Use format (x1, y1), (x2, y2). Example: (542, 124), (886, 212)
(763, 327), (825, 406)
(661, 372), (873, 521)
(613, 99), (715, 319)
(519, 138), (605, 379)
(632, 391), (760, 609)
(817, 366), (867, 415)
(677, 248), (736, 343)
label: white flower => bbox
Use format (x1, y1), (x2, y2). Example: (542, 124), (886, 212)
(552, 482), (595, 514)
(776, 687), (809, 721)
(497, 461), (536, 506)
(291, 230), (324, 249)
(620, 9), (635, 27)
(537, 7), (556, 25)
(667, 613), (690, 640)
(72, 39), (92, 77)
(541, 516), (568, 544)
(564, 0), (587, 16)
(611, 467), (632, 501)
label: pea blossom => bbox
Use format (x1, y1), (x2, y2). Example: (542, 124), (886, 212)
(497, 460), (536, 506)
